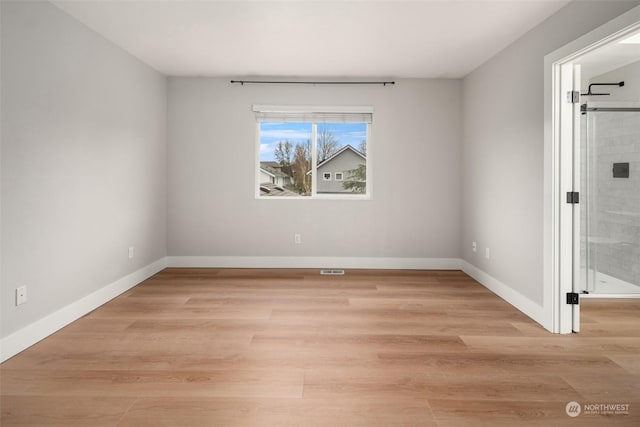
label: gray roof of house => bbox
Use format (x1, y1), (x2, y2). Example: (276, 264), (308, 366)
(261, 161), (282, 169)
(308, 145), (366, 175)
(259, 182), (299, 197)
(260, 162), (290, 178)
(317, 144), (365, 168)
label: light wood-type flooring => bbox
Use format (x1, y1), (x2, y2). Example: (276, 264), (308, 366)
(1, 268), (639, 426)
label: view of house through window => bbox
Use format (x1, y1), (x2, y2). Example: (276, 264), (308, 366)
(256, 107), (371, 198)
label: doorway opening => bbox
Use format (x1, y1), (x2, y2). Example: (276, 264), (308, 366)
(546, 6), (640, 334)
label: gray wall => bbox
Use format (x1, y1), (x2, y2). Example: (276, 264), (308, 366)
(168, 78), (461, 258)
(1, 1), (167, 337)
(461, 0), (640, 305)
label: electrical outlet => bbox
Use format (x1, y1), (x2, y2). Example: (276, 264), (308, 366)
(128, 246), (134, 259)
(485, 248), (491, 259)
(294, 234), (301, 244)
(16, 286), (27, 306)
(472, 241), (477, 252)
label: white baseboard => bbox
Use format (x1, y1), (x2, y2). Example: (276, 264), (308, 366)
(460, 260), (547, 327)
(166, 256), (462, 270)
(0, 257), (167, 363)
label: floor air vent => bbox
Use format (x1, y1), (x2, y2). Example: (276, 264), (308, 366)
(320, 269), (345, 275)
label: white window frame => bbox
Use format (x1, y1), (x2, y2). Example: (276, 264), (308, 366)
(254, 105), (373, 200)
(335, 172), (344, 181)
(323, 172), (332, 181)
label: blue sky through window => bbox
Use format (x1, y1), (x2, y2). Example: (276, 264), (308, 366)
(260, 122), (367, 161)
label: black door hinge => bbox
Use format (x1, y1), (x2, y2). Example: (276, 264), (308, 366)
(566, 192), (579, 204)
(566, 292), (579, 305)
(567, 91), (580, 103)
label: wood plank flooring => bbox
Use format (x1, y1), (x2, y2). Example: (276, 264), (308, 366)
(1, 268), (639, 426)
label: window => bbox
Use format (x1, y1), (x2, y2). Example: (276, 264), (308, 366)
(255, 105), (371, 199)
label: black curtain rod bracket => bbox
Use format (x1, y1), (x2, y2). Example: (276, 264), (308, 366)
(230, 80), (395, 86)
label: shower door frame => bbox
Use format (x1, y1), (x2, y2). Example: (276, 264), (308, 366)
(545, 7), (640, 334)
(581, 104), (640, 297)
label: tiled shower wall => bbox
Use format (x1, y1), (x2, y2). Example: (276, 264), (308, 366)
(581, 59), (640, 291)
(584, 109), (640, 287)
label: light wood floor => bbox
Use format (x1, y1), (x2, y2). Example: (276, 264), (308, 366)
(1, 268), (639, 426)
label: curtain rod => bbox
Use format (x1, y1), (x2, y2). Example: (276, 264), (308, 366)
(231, 80), (395, 86)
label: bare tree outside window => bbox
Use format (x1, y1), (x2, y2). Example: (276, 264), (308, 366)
(273, 140), (294, 177)
(317, 128), (340, 162)
(292, 139), (312, 195)
(358, 140), (367, 156)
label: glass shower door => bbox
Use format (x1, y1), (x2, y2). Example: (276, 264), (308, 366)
(581, 103), (640, 295)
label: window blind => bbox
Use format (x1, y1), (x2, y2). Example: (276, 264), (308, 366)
(253, 105), (373, 123)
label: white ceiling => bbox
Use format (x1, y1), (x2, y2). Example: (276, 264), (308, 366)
(51, 0), (572, 78)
